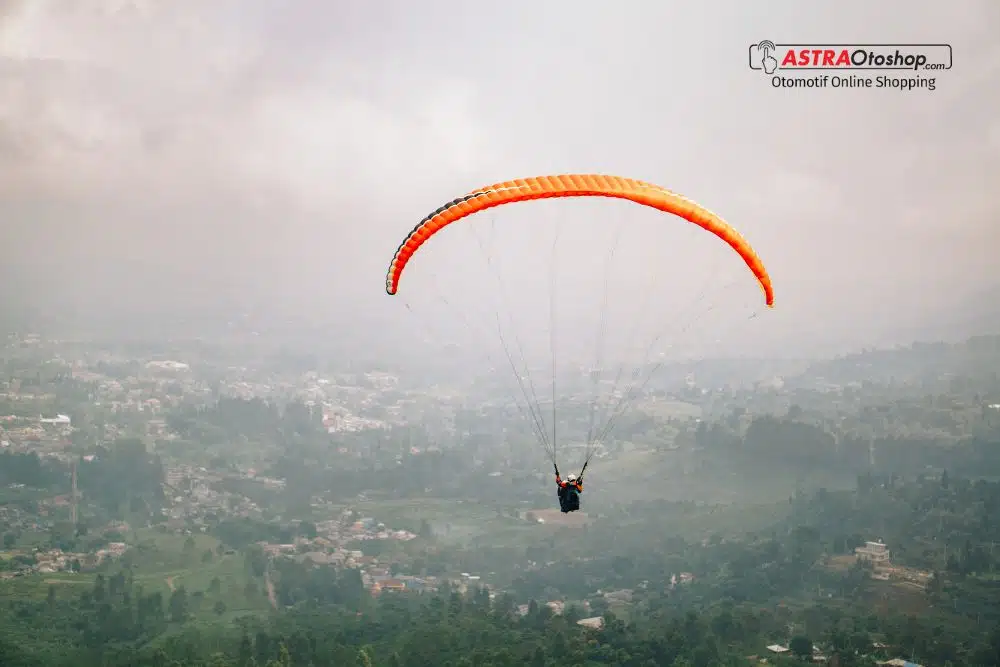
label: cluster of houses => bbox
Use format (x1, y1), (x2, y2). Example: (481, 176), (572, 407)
(256, 513), (421, 596)
(1, 541), (129, 579)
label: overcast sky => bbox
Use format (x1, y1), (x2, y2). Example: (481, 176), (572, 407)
(1, 0), (998, 366)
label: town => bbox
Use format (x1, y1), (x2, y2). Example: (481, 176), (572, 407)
(3, 331), (1000, 666)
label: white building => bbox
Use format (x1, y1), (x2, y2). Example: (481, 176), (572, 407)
(855, 540), (891, 566)
(39, 414), (71, 425)
(145, 360), (190, 372)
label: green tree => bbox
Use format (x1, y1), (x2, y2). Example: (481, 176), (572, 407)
(246, 545), (268, 577)
(208, 653), (234, 667)
(790, 635), (813, 659)
(93, 573), (107, 603)
(298, 521), (317, 539)
(237, 634), (254, 667)
(278, 642), (292, 667)
(564, 603), (583, 624)
(169, 586), (189, 622)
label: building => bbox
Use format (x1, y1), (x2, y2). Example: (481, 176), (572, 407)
(370, 579), (406, 596)
(145, 360), (190, 372)
(855, 540), (891, 566)
(39, 414), (71, 426)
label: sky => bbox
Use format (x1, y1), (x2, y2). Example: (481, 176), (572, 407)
(1, 0), (998, 368)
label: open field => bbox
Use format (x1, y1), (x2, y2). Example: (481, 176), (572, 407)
(351, 497), (521, 542)
(632, 398), (702, 419)
(825, 554), (858, 572)
(528, 509), (591, 526)
(589, 447), (856, 506)
(866, 578), (931, 616)
(342, 490), (797, 556)
(0, 529), (272, 620)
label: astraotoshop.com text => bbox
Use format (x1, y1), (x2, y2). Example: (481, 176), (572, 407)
(771, 74), (936, 91)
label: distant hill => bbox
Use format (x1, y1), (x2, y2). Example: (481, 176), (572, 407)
(882, 283), (1000, 345)
(792, 334), (1000, 389)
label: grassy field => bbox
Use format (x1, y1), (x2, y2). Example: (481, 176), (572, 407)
(633, 398), (702, 419)
(342, 487), (796, 557)
(7, 528), (51, 550)
(351, 497), (520, 543)
(0, 529), (273, 621)
(587, 446), (856, 507)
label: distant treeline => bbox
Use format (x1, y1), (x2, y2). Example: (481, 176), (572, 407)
(696, 414), (1000, 478)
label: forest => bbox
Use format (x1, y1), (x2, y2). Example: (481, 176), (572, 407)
(4, 472), (1000, 665)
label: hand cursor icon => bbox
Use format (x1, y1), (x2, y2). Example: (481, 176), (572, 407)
(758, 43), (778, 74)
(763, 52), (778, 74)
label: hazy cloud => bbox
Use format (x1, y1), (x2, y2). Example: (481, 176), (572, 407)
(1, 0), (998, 361)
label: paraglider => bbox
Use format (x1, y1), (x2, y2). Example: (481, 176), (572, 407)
(385, 174), (773, 306)
(384, 173), (774, 513)
(555, 467), (583, 513)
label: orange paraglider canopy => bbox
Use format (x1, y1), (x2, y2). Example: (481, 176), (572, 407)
(384, 173), (774, 307)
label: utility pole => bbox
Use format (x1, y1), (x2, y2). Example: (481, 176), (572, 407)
(70, 459), (78, 528)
